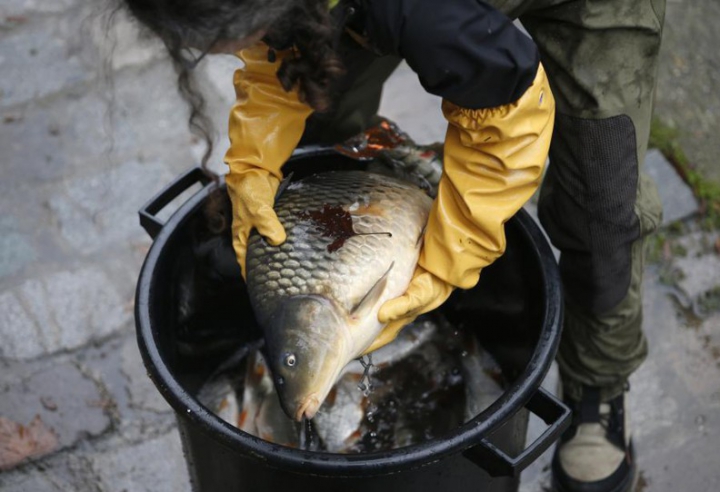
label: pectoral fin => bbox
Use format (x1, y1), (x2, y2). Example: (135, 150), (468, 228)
(274, 172), (294, 200)
(362, 317), (409, 355)
(416, 224), (426, 248)
(351, 262), (394, 319)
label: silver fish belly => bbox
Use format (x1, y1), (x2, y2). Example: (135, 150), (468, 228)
(245, 170), (432, 421)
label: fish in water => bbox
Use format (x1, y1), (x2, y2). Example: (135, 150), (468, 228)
(195, 316), (506, 453)
(245, 170), (433, 421)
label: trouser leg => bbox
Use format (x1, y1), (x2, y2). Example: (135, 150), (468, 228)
(515, 0), (666, 401)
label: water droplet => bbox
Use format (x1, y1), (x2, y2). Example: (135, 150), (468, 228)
(276, 376), (285, 386)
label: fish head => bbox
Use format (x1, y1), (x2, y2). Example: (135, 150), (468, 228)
(264, 295), (350, 422)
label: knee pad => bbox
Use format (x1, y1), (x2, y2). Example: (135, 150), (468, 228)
(539, 113), (641, 314)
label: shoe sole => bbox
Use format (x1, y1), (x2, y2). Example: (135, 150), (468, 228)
(552, 465), (637, 492)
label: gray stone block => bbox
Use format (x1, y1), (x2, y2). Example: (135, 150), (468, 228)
(0, 62), (196, 188)
(7, 267), (130, 357)
(645, 148), (698, 224)
(0, 220), (36, 279)
(74, 334), (179, 447)
(121, 336), (171, 414)
(0, 291), (45, 359)
(0, 473), (62, 492)
(0, 360), (111, 467)
(47, 160), (175, 255)
(655, 0), (720, 185)
(0, 0), (79, 17)
(0, 443), (109, 491)
(0, 11), (96, 109)
(91, 432), (191, 492)
(674, 253), (720, 300)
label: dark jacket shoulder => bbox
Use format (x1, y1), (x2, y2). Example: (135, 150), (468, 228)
(360, 0), (539, 109)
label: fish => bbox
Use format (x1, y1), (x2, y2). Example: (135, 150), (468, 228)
(196, 372), (241, 426)
(239, 350), (301, 446)
(245, 170), (433, 421)
(197, 319), (439, 452)
(460, 335), (505, 421)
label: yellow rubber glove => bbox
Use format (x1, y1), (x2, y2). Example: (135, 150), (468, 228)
(224, 43), (313, 277)
(372, 63), (555, 351)
(363, 265), (454, 354)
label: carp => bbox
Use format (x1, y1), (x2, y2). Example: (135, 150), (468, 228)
(245, 170), (432, 421)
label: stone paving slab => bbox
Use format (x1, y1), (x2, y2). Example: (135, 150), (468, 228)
(0, 218), (38, 280)
(89, 432), (190, 492)
(0, 359), (111, 463)
(674, 253), (720, 301)
(0, 267), (131, 359)
(0, 7), (95, 109)
(47, 159), (176, 256)
(654, 0), (720, 185)
(0, 59), (205, 190)
(645, 148), (699, 225)
(0, 472), (62, 492)
(0, 0), (80, 18)
(0, 430), (189, 492)
(0, 290), (46, 359)
(119, 334), (174, 414)
(74, 331), (180, 444)
(0, 449), (103, 491)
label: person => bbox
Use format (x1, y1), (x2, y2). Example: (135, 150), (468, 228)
(121, 1), (665, 490)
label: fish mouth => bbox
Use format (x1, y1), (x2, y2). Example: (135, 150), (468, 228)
(295, 393), (320, 421)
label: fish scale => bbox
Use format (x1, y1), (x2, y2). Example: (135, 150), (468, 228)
(246, 171), (432, 325)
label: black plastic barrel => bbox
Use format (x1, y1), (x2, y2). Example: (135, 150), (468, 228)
(135, 150), (569, 492)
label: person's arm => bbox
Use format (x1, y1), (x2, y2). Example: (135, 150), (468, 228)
(420, 63), (554, 290)
(361, 0), (555, 352)
(224, 43), (313, 277)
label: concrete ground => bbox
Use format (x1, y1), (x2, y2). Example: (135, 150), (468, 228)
(0, 1), (718, 491)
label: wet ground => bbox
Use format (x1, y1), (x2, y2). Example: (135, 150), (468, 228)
(0, 1), (718, 490)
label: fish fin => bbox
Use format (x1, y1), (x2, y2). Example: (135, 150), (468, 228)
(351, 262), (394, 319)
(274, 172), (294, 200)
(415, 224), (426, 248)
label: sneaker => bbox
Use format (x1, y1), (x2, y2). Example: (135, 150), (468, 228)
(551, 385), (637, 492)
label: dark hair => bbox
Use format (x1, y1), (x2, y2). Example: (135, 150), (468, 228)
(121, 0), (344, 170)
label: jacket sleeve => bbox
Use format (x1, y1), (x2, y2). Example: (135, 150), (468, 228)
(224, 43), (313, 180)
(419, 63), (555, 289)
(364, 0), (539, 109)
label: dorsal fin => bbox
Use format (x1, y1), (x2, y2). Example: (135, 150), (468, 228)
(351, 262), (395, 319)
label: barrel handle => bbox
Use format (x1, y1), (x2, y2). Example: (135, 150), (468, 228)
(138, 167), (215, 239)
(463, 387), (571, 477)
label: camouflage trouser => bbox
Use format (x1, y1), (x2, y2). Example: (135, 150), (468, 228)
(304, 0), (666, 402)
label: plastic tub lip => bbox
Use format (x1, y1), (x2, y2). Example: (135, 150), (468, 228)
(135, 177), (563, 477)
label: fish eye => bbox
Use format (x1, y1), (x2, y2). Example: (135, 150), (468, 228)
(284, 353), (297, 367)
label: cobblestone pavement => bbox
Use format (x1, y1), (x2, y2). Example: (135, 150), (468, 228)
(0, 2), (718, 491)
